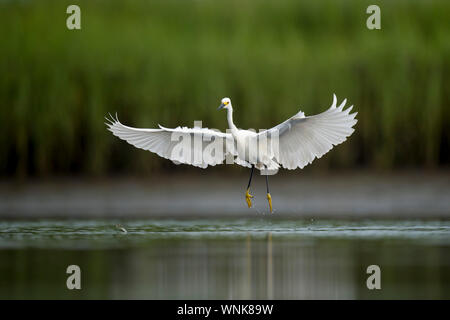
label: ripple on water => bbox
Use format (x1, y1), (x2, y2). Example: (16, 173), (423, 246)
(0, 218), (449, 249)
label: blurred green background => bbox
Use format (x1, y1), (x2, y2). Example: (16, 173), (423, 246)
(1, 0), (449, 178)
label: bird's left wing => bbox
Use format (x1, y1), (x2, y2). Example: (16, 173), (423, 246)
(259, 94), (357, 170)
(106, 115), (235, 168)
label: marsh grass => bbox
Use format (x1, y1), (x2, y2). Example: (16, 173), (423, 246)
(0, 0), (449, 177)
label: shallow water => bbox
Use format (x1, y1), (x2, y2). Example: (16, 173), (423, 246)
(0, 218), (449, 299)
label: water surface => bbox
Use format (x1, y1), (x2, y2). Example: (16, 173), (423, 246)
(0, 218), (449, 299)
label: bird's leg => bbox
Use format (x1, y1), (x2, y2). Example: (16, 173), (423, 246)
(245, 165), (255, 208)
(265, 174), (273, 213)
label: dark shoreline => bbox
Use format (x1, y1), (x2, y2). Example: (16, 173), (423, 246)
(1, 171), (449, 219)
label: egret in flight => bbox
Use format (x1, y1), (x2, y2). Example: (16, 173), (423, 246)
(106, 94), (357, 213)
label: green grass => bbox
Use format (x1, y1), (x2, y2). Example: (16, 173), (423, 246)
(0, 0), (449, 177)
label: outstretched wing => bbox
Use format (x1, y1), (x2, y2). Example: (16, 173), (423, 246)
(260, 94), (357, 170)
(105, 115), (236, 169)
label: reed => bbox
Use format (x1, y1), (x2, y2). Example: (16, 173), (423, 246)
(0, 0), (449, 177)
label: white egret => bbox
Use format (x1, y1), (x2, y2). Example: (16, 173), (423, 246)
(106, 94), (357, 212)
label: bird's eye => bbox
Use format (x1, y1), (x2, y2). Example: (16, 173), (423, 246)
(224, 101), (229, 105)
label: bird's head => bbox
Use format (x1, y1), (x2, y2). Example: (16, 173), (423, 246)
(217, 97), (232, 110)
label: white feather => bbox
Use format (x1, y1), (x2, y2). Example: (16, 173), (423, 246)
(105, 116), (238, 168)
(260, 94), (357, 170)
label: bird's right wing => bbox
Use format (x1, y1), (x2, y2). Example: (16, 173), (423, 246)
(259, 94), (357, 170)
(105, 115), (236, 168)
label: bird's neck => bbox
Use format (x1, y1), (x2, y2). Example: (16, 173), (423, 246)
(227, 107), (237, 132)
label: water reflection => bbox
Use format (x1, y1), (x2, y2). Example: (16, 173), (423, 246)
(267, 232), (273, 300)
(0, 219), (449, 299)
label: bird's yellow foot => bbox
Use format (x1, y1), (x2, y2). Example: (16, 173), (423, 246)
(267, 193), (273, 213)
(245, 188), (254, 208)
